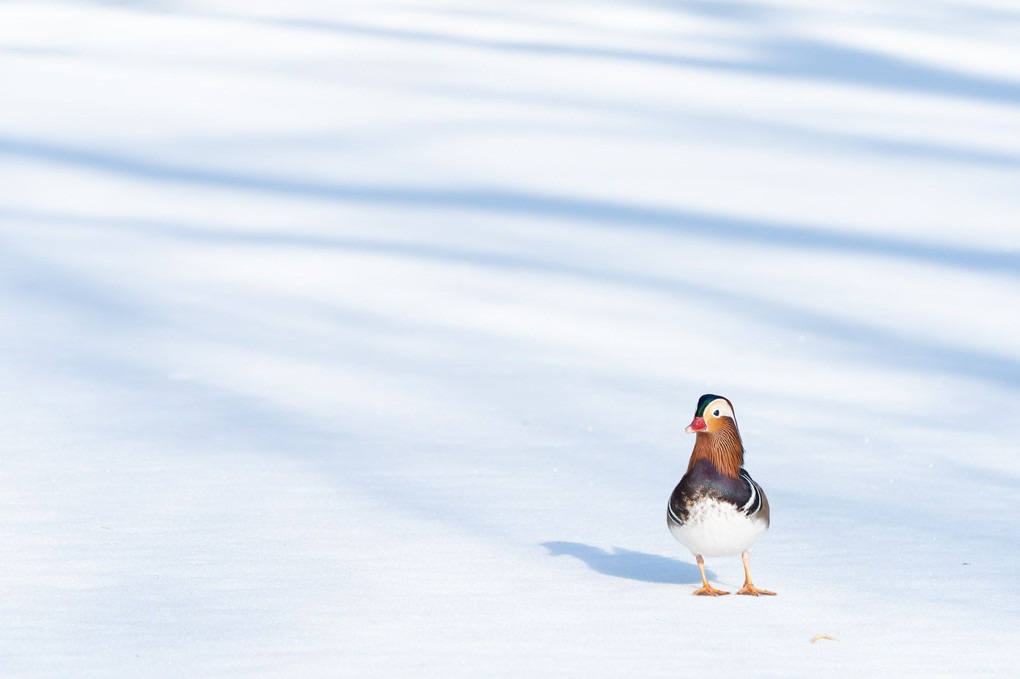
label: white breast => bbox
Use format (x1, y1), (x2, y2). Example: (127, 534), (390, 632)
(668, 498), (768, 558)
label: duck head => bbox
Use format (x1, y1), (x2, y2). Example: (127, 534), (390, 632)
(684, 394), (744, 478)
(685, 394), (737, 434)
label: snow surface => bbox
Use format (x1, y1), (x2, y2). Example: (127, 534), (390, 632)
(1, 0), (1019, 676)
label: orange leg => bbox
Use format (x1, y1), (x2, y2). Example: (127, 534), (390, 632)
(736, 550), (776, 596)
(692, 555), (729, 596)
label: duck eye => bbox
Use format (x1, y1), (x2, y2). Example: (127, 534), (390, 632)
(712, 409), (720, 417)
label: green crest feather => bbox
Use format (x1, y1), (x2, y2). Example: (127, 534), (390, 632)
(694, 394), (724, 417)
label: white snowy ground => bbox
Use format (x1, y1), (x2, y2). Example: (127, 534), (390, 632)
(1, 0), (1019, 676)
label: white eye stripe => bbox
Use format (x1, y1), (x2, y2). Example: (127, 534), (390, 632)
(707, 399), (734, 420)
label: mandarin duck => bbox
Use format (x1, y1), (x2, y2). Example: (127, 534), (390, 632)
(667, 394), (775, 596)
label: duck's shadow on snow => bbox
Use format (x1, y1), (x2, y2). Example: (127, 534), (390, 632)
(540, 541), (707, 585)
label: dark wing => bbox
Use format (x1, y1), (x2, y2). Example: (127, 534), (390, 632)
(667, 481), (691, 527)
(738, 468), (770, 525)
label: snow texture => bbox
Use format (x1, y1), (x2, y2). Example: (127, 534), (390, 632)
(1, 0), (1019, 676)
